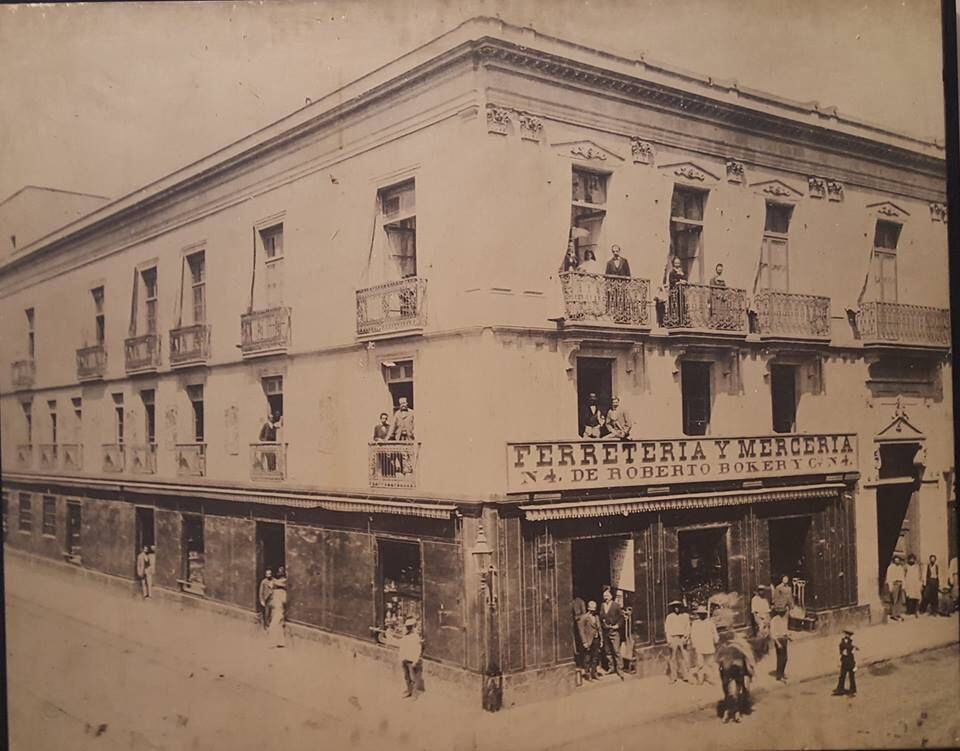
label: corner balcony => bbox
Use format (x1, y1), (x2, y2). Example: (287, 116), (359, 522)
(356, 277), (427, 340)
(251, 442), (286, 480)
(77, 345), (107, 381)
(753, 291), (832, 342)
(102, 444), (125, 473)
(664, 284), (747, 338)
(856, 302), (951, 350)
(175, 443), (206, 477)
(241, 307), (291, 358)
(15, 444), (33, 470)
(38, 443), (59, 471)
(11, 359), (35, 389)
(61, 443), (83, 472)
(369, 441), (420, 489)
(129, 444), (157, 475)
(125, 334), (161, 374)
(558, 272), (651, 332)
(169, 324), (211, 368)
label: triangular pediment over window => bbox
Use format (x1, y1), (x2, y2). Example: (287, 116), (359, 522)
(866, 201), (910, 219)
(553, 140), (624, 162)
(749, 179), (804, 198)
(659, 161), (720, 183)
(875, 413), (925, 443)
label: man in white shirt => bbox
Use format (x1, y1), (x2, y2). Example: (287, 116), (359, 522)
(751, 586), (771, 636)
(886, 555), (906, 621)
(399, 617), (424, 699)
(689, 605), (718, 685)
(664, 600), (691, 683)
(770, 610), (791, 682)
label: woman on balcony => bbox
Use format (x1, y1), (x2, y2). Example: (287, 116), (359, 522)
(559, 241), (580, 273)
(580, 249), (601, 275)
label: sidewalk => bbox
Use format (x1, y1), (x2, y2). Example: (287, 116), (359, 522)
(5, 550), (958, 751)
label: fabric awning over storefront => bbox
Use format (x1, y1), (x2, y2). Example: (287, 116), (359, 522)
(521, 483), (846, 521)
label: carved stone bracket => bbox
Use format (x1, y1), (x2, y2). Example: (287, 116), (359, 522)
(725, 159), (744, 183)
(631, 138), (654, 165)
(519, 113), (543, 142)
(930, 202), (948, 223)
(486, 105), (512, 135)
(561, 340), (582, 373)
(826, 180), (844, 202)
(808, 176), (826, 199)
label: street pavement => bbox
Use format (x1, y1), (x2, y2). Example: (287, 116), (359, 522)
(5, 551), (959, 751)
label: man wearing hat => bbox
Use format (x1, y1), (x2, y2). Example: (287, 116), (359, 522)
(751, 585), (771, 637)
(689, 605), (718, 685)
(664, 600), (691, 683)
(599, 586), (625, 680)
(832, 629), (858, 697)
(581, 393), (605, 439)
(577, 600), (603, 681)
(399, 617), (425, 699)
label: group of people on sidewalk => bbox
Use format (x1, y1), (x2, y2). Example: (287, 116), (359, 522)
(257, 567), (288, 647)
(884, 553), (958, 621)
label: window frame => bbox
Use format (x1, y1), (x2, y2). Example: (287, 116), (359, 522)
(18, 493), (33, 533)
(383, 359), (414, 410)
(187, 384), (205, 443)
(140, 389), (156, 446)
(378, 180), (417, 280)
(25, 307), (35, 360)
(770, 363), (799, 434)
(112, 393), (125, 445)
(758, 202), (793, 292)
(570, 168), (609, 261)
(669, 186), (708, 283)
(48, 399), (58, 444)
(872, 220), (901, 303)
(42, 495), (56, 537)
(680, 360), (712, 437)
(92, 286), (105, 345)
(140, 267), (159, 335)
(21, 399), (33, 444)
(187, 251), (206, 325)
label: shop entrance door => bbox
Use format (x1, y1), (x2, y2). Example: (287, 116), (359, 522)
(256, 521), (286, 583)
(876, 443), (920, 595)
(135, 507), (155, 551)
(768, 517), (810, 583)
(571, 536), (635, 604)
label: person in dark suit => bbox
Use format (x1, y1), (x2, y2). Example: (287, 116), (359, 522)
(600, 586), (625, 680)
(832, 629), (858, 696)
(604, 245), (631, 277)
(577, 600), (603, 681)
(580, 393), (605, 439)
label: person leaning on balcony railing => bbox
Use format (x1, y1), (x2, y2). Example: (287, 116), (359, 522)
(258, 411), (283, 472)
(604, 245), (631, 277)
(559, 240), (581, 273)
(580, 249), (601, 275)
(581, 392), (606, 439)
(605, 396), (632, 440)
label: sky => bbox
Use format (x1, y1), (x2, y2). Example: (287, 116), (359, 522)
(0, 0), (947, 203)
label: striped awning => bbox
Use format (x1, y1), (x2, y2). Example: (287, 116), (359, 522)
(521, 483), (845, 521)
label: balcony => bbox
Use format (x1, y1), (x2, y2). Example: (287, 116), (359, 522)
(11, 359), (35, 389)
(753, 291), (832, 342)
(125, 333), (161, 373)
(175, 443), (207, 477)
(856, 302), (951, 350)
(169, 324), (211, 367)
(356, 277), (427, 339)
(663, 284), (747, 337)
(251, 442), (287, 480)
(369, 441), (420, 489)
(241, 307), (291, 357)
(129, 444), (157, 475)
(15, 444), (33, 470)
(102, 444), (125, 473)
(61, 443), (83, 472)
(76, 345), (107, 381)
(558, 272), (651, 331)
(38, 443), (59, 471)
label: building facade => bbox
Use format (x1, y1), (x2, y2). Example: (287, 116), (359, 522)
(1, 19), (953, 708)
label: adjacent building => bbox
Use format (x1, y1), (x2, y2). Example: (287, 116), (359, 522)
(1, 18), (953, 708)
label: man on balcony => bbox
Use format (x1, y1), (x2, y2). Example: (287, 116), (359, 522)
(605, 396), (632, 440)
(389, 397), (415, 475)
(581, 393), (605, 439)
(604, 245), (631, 277)
(258, 411), (282, 473)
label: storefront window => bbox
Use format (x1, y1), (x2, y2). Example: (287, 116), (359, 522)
(678, 527), (729, 605)
(182, 514), (205, 586)
(378, 539), (422, 636)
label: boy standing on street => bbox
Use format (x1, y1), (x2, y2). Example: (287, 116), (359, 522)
(832, 629), (858, 697)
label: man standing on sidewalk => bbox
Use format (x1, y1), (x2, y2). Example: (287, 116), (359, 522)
(258, 569), (274, 630)
(578, 601), (603, 681)
(921, 554), (941, 616)
(770, 610), (791, 682)
(886, 555), (906, 621)
(399, 617), (425, 699)
(135, 545), (153, 599)
(772, 575), (795, 613)
(690, 605), (718, 685)
(600, 586), (625, 681)
(665, 600), (690, 683)
(751, 586), (771, 637)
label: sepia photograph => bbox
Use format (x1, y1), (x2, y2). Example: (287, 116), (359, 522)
(0, 1), (957, 749)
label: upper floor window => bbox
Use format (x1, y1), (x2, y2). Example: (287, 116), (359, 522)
(112, 393), (125, 444)
(758, 203), (793, 291)
(141, 389), (156, 445)
(379, 181), (417, 279)
(131, 267), (158, 336)
(42, 496), (56, 537)
(259, 225), (284, 307)
(571, 169), (607, 260)
(872, 220), (901, 303)
(25, 307), (35, 359)
(186, 251), (206, 324)
(21, 400), (33, 444)
(681, 360), (711, 436)
(72, 397), (82, 440)
(187, 385), (204, 442)
(48, 400), (58, 444)
(770, 364), (798, 434)
(92, 286), (105, 344)
(670, 187), (707, 283)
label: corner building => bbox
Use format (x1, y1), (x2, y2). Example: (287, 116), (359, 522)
(1, 19), (953, 707)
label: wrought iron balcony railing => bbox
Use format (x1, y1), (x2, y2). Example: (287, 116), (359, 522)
(175, 443), (206, 477)
(664, 283), (748, 334)
(369, 441), (420, 489)
(856, 301), (951, 349)
(169, 324), (211, 367)
(102, 443), (125, 473)
(11, 359), (35, 389)
(241, 307), (291, 356)
(559, 272), (651, 328)
(356, 277), (427, 338)
(77, 345), (107, 381)
(38, 443), (59, 471)
(61, 443), (83, 472)
(753, 290), (832, 340)
(124, 333), (161, 373)
(129, 444), (158, 474)
(15, 444), (33, 469)
(251, 442), (287, 479)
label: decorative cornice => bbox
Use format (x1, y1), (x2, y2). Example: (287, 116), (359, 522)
(660, 161), (720, 183)
(725, 159), (744, 183)
(572, 144), (607, 160)
(929, 202), (948, 223)
(631, 138), (655, 165)
(751, 179), (803, 198)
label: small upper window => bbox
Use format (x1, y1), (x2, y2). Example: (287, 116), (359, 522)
(670, 187), (707, 282)
(379, 181), (416, 279)
(260, 225), (284, 260)
(570, 169), (608, 260)
(187, 251), (206, 324)
(874, 220), (901, 250)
